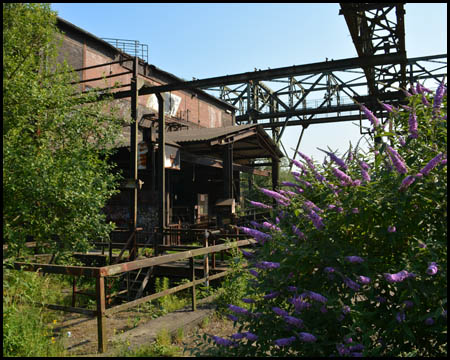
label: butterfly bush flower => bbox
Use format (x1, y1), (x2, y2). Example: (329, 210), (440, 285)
(250, 220), (261, 228)
(422, 94), (431, 107)
(360, 104), (380, 128)
(255, 261), (280, 270)
(304, 200), (323, 213)
(349, 344), (364, 352)
(227, 314), (238, 322)
(426, 262), (438, 275)
(403, 300), (414, 309)
(283, 315), (304, 328)
(298, 332), (317, 342)
(345, 256), (364, 264)
(332, 167), (353, 185)
(399, 175), (416, 191)
(242, 298), (255, 304)
(352, 179), (362, 186)
(387, 226), (396, 233)
(324, 267), (335, 273)
(416, 82), (433, 94)
(281, 181), (300, 188)
(337, 344), (351, 356)
(212, 335), (235, 346)
(274, 336), (296, 347)
(433, 80), (446, 115)
(305, 290), (328, 304)
(351, 208), (359, 214)
(326, 151), (348, 170)
(290, 295), (311, 312)
(383, 270), (415, 283)
(259, 188), (291, 205)
(398, 136), (406, 147)
(308, 209), (325, 230)
(249, 269), (259, 278)
(418, 153), (443, 175)
(262, 221), (281, 232)
(344, 277), (361, 291)
(379, 101), (396, 113)
(231, 332), (246, 340)
(241, 249), (253, 258)
(418, 242), (427, 249)
(425, 317), (434, 326)
(408, 111), (418, 139)
(287, 286), (298, 292)
(357, 275), (371, 284)
(342, 305), (351, 314)
(229, 304), (249, 315)
(239, 226), (272, 244)
(292, 225), (305, 240)
(249, 200), (272, 209)
(245, 332), (258, 341)
(396, 311), (406, 323)
(263, 291), (279, 300)
(272, 307), (289, 317)
(387, 145), (408, 174)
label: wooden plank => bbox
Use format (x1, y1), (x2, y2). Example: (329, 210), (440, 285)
(190, 257), (196, 311)
(100, 239), (256, 276)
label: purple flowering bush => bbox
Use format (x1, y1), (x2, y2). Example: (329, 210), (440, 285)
(201, 82), (447, 357)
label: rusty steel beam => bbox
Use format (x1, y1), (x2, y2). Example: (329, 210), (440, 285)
(99, 238), (256, 277)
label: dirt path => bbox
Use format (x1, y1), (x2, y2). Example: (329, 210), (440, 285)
(52, 296), (236, 357)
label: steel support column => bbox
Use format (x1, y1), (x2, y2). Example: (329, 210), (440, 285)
(129, 57), (139, 260)
(156, 93), (165, 255)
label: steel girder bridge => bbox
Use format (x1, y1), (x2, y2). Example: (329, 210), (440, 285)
(200, 3), (447, 160)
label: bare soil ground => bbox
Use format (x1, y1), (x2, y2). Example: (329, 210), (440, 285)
(52, 300), (236, 357)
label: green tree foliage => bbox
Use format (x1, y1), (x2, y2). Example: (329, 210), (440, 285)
(3, 3), (125, 258)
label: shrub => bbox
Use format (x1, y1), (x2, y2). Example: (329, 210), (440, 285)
(203, 81), (447, 357)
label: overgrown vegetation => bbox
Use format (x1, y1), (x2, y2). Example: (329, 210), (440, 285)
(3, 3), (126, 259)
(199, 82), (447, 356)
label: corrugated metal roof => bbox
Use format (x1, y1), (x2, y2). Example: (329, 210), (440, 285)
(166, 124), (256, 143)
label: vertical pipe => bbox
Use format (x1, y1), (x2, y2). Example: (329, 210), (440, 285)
(190, 257), (197, 311)
(130, 57), (139, 260)
(156, 93), (165, 255)
(96, 276), (107, 353)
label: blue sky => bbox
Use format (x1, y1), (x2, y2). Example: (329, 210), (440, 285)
(51, 3), (447, 162)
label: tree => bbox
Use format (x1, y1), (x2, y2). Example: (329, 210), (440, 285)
(3, 3), (125, 259)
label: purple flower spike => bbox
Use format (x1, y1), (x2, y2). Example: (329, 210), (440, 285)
(332, 167), (353, 185)
(403, 300), (414, 309)
(422, 94), (431, 107)
(305, 290), (328, 304)
(290, 295), (311, 312)
(241, 249), (253, 258)
(239, 226), (272, 244)
(399, 175), (416, 191)
(212, 335), (235, 346)
(229, 304), (249, 315)
(231, 332), (246, 340)
(227, 314), (238, 322)
(344, 277), (361, 291)
(342, 305), (351, 314)
(360, 105), (380, 128)
(249, 200), (272, 209)
(292, 225), (305, 239)
(380, 101), (395, 113)
(308, 209), (325, 230)
(383, 270), (413, 283)
(326, 151), (348, 170)
(396, 311), (406, 323)
(283, 315), (304, 328)
(419, 153), (443, 175)
(255, 261), (280, 270)
(272, 307), (289, 317)
(425, 317), (434, 326)
(345, 256), (364, 264)
(259, 188), (290, 205)
(357, 275), (371, 284)
(418, 242), (427, 249)
(249, 269), (259, 278)
(398, 136), (406, 147)
(387, 226), (396, 233)
(274, 336), (297, 347)
(426, 262), (438, 275)
(298, 332), (317, 343)
(242, 298), (255, 304)
(245, 332), (258, 341)
(263, 291), (279, 300)
(324, 267), (335, 273)
(433, 80), (446, 114)
(387, 146), (408, 174)
(408, 111), (418, 139)
(349, 344), (364, 352)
